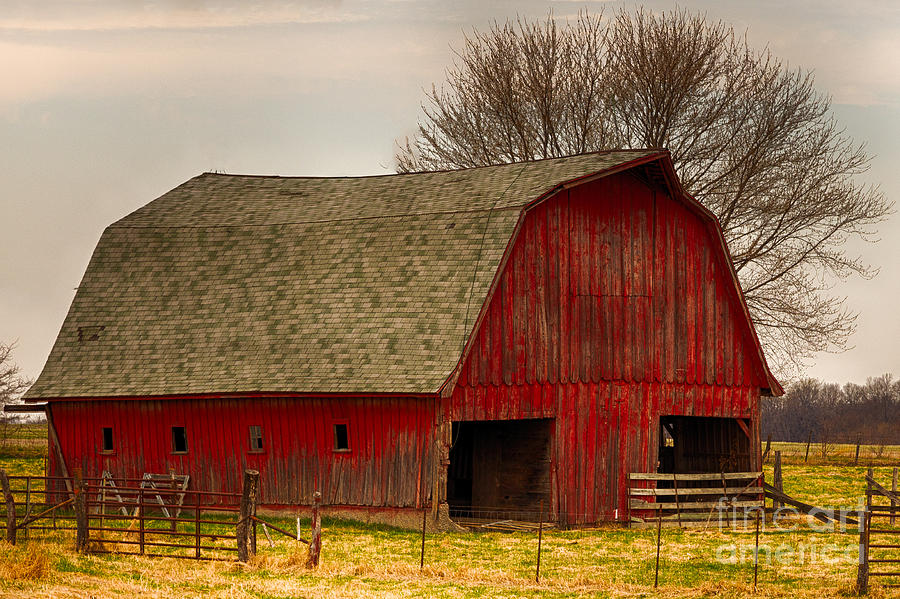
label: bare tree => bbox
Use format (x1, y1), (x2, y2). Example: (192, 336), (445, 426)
(396, 9), (893, 376)
(1, 341), (32, 431)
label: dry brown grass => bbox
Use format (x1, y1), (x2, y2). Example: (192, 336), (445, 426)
(0, 542), (51, 581)
(0, 429), (891, 598)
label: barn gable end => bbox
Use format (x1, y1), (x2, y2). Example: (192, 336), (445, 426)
(444, 168), (773, 525)
(451, 170), (770, 395)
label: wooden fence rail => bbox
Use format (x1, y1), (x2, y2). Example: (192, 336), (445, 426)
(628, 471), (764, 527)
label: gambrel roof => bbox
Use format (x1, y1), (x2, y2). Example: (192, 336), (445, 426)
(26, 150), (780, 399)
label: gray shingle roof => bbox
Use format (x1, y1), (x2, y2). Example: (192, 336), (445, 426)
(26, 150), (659, 398)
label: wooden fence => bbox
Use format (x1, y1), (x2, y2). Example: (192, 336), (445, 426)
(857, 468), (900, 594)
(628, 472), (764, 527)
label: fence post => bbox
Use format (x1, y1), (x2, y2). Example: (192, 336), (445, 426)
(857, 509), (870, 594)
(867, 467), (874, 505)
(536, 499), (544, 583)
(74, 479), (89, 553)
(306, 491), (322, 568)
(763, 435), (772, 462)
(805, 432), (812, 463)
(419, 504), (427, 570)
(654, 505), (662, 588)
(753, 508), (760, 592)
(0, 469), (16, 545)
(855, 437), (862, 466)
(773, 452), (783, 510)
(892, 467), (898, 527)
(857, 468), (872, 594)
(237, 469), (260, 562)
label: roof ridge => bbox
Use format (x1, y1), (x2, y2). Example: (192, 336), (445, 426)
(199, 149), (663, 180)
(109, 204), (522, 230)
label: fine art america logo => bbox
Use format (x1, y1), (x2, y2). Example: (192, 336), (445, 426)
(711, 498), (865, 565)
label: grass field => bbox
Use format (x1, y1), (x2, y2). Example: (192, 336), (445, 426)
(764, 440), (900, 468)
(1, 423), (897, 598)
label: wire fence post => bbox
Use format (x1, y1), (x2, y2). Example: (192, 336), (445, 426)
(535, 499), (544, 583)
(857, 470), (871, 595)
(654, 505), (662, 588)
(753, 508), (760, 592)
(805, 432), (811, 462)
(420, 504), (427, 570)
(773, 452), (783, 510)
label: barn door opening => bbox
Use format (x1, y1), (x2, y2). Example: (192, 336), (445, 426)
(658, 415), (752, 474)
(447, 418), (552, 521)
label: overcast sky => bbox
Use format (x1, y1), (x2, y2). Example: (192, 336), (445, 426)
(1, 0), (897, 388)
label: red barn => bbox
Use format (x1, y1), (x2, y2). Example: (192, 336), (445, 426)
(24, 150), (782, 527)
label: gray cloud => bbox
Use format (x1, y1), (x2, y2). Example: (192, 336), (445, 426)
(0, 0), (897, 387)
(0, 1), (361, 32)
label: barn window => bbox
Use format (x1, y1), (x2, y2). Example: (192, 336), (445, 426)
(100, 427), (114, 453)
(171, 426), (188, 453)
(249, 425), (263, 452)
(333, 422), (350, 452)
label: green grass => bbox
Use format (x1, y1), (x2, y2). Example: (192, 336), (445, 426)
(0, 421), (47, 482)
(1, 425), (896, 597)
(762, 440), (899, 508)
(765, 439), (900, 467)
(762, 463), (898, 508)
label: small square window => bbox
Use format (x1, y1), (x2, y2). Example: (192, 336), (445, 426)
(249, 425), (263, 452)
(172, 426), (188, 453)
(333, 422), (350, 452)
(101, 427), (114, 453)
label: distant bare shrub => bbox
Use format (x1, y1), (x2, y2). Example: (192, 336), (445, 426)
(820, 437), (831, 459)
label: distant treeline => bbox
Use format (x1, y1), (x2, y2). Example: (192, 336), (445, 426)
(761, 374), (900, 445)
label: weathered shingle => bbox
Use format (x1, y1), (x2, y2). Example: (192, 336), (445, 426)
(26, 150), (659, 398)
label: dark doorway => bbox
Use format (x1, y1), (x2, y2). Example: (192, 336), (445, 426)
(658, 415), (752, 474)
(447, 418), (552, 521)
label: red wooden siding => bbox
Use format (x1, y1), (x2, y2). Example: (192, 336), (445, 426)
(48, 396), (435, 509)
(449, 172), (763, 524)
